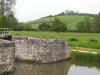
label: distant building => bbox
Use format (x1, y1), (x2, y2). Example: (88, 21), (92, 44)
(65, 10), (79, 15)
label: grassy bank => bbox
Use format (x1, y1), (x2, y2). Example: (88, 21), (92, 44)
(72, 47), (100, 61)
(11, 31), (100, 49)
(72, 51), (100, 61)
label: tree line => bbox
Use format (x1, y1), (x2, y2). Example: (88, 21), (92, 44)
(38, 17), (68, 32)
(76, 13), (100, 33)
(38, 13), (100, 33)
(41, 11), (96, 19)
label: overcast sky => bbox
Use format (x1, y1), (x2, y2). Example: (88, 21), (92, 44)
(15, 0), (100, 22)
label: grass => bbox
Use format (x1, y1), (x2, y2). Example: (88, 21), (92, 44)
(11, 31), (100, 49)
(72, 51), (100, 61)
(30, 15), (91, 30)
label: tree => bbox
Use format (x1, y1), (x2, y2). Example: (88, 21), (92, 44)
(38, 22), (51, 31)
(55, 12), (65, 16)
(38, 17), (68, 32)
(52, 17), (68, 32)
(0, 0), (16, 16)
(15, 23), (34, 31)
(76, 17), (92, 32)
(92, 13), (100, 33)
(84, 17), (92, 32)
(76, 21), (85, 32)
(0, 0), (17, 28)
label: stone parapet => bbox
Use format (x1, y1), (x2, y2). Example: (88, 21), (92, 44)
(13, 36), (71, 63)
(0, 39), (15, 74)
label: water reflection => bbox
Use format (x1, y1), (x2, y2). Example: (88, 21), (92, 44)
(3, 60), (100, 75)
(68, 61), (100, 75)
(72, 60), (100, 70)
(12, 61), (71, 75)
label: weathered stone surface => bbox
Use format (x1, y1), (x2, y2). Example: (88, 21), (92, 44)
(13, 36), (71, 63)
(0, 40), (15, 74)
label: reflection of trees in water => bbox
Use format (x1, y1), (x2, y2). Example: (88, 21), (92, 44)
(9, 61), (71, 75)
(72, 60), (100, 70)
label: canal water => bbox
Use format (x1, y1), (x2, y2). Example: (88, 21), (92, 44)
(5, 60), (100, 75)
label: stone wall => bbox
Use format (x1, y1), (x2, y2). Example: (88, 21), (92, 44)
(13, 36), (71, 63)
(0, 40), (15, 74)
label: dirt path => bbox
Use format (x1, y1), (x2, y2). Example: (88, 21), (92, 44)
(71, 47), (100, 54)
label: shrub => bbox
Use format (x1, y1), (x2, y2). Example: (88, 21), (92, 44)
(89, 39), (98, 42)
(68, 38), (79, 41)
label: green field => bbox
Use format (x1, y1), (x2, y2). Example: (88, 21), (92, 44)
(11, 31), (100, 49)
(30, 15), (90, 30)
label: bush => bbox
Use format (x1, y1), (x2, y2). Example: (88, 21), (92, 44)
(13, 23), (38, 31)
(68, 38), (79, 41)
(38, 22), (51, 31)
(89, 39), (98, 42)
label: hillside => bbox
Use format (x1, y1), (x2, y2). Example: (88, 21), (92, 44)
(29, 15), (92, 30)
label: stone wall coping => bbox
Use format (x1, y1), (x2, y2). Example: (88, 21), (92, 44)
(12, 36), (66, 43)
(0, 39), (15, 47)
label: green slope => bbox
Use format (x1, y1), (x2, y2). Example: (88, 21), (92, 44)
(30, 15), (92, 30)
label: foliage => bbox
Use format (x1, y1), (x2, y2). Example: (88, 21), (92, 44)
(0, 16), (18, 28)
(76, 17), (92, 32)
(76, 21), (85, 32)
(38, 22), (51, 31)
(54, 12), (65, 16)
(89, 39), (98, 42)
(92, 13), (100, 33)
(68, 38), (79, 41)
(0, 0), (16, 17)
(14, 23), (37, 31)
(84, 17), (92, 32)
(0, 0), (18, 28)
(38, 17), (68, 32)
(52, 17), (68, 32)
(25, 15), (87, 30)
(51, 10), (95, 17)
(72, 51), (100, 61)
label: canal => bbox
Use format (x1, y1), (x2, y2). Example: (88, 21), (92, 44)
(4, 60), (100, 75)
